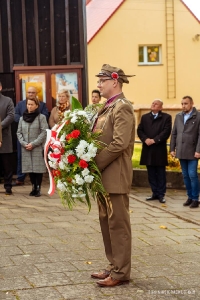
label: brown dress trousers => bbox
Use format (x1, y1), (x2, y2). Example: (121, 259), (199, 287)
(98, 193), (131, 281)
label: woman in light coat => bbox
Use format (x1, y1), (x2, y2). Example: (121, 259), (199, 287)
(17, 97), (48, 196)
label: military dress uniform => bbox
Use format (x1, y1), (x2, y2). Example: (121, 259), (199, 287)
(92, 64), (135, 285)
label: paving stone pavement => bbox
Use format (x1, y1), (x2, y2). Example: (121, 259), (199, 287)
(0, 178), (200, 300)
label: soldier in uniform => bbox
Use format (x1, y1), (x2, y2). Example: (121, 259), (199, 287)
(91, 64), (135, 287)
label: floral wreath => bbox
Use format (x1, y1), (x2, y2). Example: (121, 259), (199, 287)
(44, 97), (107, 210)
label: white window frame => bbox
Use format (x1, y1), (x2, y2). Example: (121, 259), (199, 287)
(138, 45), (162, 65)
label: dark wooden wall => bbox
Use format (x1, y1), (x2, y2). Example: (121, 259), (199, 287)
(0, 0), (88, 106)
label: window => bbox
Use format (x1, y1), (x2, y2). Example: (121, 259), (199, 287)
(138, 45), (161, 65)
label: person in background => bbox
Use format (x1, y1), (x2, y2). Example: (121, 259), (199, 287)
(0, 119), (2, 147)
(49, 89), (71, 129)
(91, 64), (135, 287)
(0, 81), (15, 195)
(137, 99), (172, 203)
(84, 89), (103, 122)
(17, 97), (48, 197)
(0, 118), (2, 182)
(13, 86), (49, 186)
(170, 96), (200, 208)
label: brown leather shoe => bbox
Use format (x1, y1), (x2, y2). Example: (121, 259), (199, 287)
(97, 276), (129, 287)
(91, 270), (110, 279)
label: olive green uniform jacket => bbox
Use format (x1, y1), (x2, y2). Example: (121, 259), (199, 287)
(94, 93), (135, 194)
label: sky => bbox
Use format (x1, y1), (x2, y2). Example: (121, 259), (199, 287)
(182, 0), (200, 21)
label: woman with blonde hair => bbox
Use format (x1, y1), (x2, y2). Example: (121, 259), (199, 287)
(17, 97), (48, 197)
(49, 89), (71, 128)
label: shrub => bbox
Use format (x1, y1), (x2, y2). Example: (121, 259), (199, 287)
(166, 154), (181, 170)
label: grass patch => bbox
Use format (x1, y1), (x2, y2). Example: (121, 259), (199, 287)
(132, 143), (146, 169)
(132, 143), (182, 171)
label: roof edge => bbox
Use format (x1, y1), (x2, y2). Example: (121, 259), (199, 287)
(88, 0), (125, 44)
(180, 0), (200, 23)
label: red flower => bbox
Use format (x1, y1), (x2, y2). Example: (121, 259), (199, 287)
(79, 159), (88, 168)
(71, 130), (80, 138)
(66, 133), (72, 141)
(67, 154), (76, 164)
(66, 130), (80, 141)
(60, 147), (65, 155)
(52, 170), (61, 177)
(111, 72), (119, 80)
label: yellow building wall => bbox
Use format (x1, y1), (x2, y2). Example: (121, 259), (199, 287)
(87, 0), (200, 108)
(174, 0), (200, 107)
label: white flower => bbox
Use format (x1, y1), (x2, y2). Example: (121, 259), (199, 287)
(76, 149), (85, 158)
(88, 143), (97, 157)
(84, 175), (94, 183)
(75, 141), (97, 161)
(75, 140), (88, 157)
(80, 153), (91, 162)
(58, 160), (65, 170)
(60, 133), (66, 142)
(74, 174), (85, 185)
(62, 156), (68, 164)
(64, 110), (70, 118)
(71, 116), (78, 123)
(48, 161), (58, 169)
(57, 180), (67, 192)
(82, 168), (90, 176)
(77, 110), (87, 116)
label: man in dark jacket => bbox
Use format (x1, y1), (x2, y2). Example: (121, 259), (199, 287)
(137, 99), (172, 203)
(0, 81), (15, 195)
(13, 86), (49, 186)
(170, 96), (200, 208)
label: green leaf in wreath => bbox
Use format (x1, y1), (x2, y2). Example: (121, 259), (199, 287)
(71, 96), (83, 111)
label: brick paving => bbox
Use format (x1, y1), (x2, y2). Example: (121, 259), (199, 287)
(0, 178), (200, 299)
